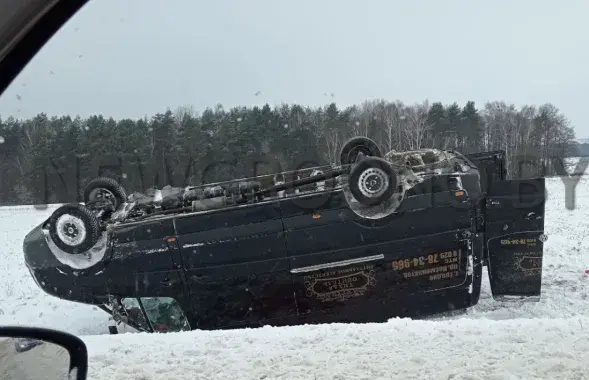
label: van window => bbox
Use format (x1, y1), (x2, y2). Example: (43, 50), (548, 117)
(121, 298), (150, 331)
(140, 297), (191, 333)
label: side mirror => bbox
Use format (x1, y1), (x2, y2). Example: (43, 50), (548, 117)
(0, 326), (88, 380)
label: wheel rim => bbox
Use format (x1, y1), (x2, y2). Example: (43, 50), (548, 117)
(89, 187), (117, 205)
(358, 167), (389, 198)
(56, 214), (87, 247)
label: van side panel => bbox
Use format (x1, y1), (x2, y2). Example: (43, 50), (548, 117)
(175, 202), (296, 329)
(280, 190), (478, 322)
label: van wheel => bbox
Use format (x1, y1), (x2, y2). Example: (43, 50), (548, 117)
(339, 136), (382, 166)
(348, 157), (398, 206)
(47, 203), (101, 254)
(83, 177), (127, 209)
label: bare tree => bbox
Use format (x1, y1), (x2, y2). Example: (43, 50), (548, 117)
(349, 101), (373, 138)
(322, 129), (342, 165)
(402, 100), (432, 150)
(369, 100), (405, 153)
(174, 104), (197, 124)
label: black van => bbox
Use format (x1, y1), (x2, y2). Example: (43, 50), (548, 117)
(22, 137), (546, 333)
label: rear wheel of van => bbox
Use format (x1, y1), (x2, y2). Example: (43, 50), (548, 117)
(348, 157), (398, 206)
(83, 177), (127, 209)
(339, 136), (382, 166)
(47, 203), (101, 254)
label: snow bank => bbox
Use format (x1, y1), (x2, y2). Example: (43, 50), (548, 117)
(82, 317), (589, 380)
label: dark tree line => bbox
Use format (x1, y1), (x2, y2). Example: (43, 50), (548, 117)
(0, 99), (577, 206)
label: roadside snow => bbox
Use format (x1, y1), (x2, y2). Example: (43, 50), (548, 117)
(82, 317), (589, 380)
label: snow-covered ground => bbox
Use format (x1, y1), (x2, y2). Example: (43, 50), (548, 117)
(2, 162), (589, 379)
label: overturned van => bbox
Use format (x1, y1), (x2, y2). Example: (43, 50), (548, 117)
(22, 136), (546, 333)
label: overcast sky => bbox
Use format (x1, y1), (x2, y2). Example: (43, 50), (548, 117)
(1, 0), (588, 136)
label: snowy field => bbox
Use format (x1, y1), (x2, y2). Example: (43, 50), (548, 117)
(2, 160), (589, 379)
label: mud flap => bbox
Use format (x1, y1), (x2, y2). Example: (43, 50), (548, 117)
(484, 178), (546, 301)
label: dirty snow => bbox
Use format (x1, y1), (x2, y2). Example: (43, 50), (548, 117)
(1, 161), (589, 378)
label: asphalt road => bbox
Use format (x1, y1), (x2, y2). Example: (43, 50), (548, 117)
(0, 337), (70, 380)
